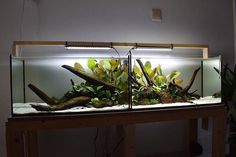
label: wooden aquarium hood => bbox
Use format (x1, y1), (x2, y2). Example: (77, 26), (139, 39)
(12, 41), (209, 59)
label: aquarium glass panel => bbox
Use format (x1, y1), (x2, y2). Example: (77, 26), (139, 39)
(195, 57), (222, 105)
(202, 57), (221, 96)
(11, 58), (24, 103)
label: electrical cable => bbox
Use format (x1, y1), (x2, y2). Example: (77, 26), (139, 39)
(111, 46), (121, 59)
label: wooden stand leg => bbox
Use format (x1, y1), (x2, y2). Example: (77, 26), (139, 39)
(6, 126), (25, 157)
(24, 131), (38, 157)
(94, 125), (135, 157)
(212, 112), (227, 157)
(94, 127), (110, 157)
(186, 119), (198, 157)
(116, 125), (136, 157)
(6, 124), (39, 157)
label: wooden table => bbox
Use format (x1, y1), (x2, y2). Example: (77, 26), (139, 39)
(6, 104), (227, 157)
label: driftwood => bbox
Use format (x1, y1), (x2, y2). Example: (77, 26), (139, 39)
(130, 72), (142, 87)
(136, 59), (155, 86)
(135, 59), (200, 94)
(28, 64), (121, 111)
(62, 65), (117, 91)
(181, 67), (201, 95)
(28, 84), (91, 111)
(31, 96), (90, 111)
(133, 59), (201, 104)
(28, 84), (58, 105)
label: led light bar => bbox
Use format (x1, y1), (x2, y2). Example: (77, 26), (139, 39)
(135, 47), (172, 51)
(65, 46), (112, 50)
(65, 41), (112, 50)
(134, 44), (173, 51)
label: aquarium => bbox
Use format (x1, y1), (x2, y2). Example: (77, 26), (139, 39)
(130, 48), (221, 109)
(11, 44), (130, 116)
(10, 41), (222, 116)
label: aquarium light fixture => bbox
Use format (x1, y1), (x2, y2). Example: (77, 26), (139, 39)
(66, 46), (112, 50)
(65, 42), (112, 50)
(135, 44), (173, 51)
(135, 47), (172, 51)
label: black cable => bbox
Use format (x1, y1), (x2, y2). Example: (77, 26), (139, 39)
(112, 46), (120, 59)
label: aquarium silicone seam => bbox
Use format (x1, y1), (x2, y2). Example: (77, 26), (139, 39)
(10, 55), (14, 116)
(23, 60), (26, 103)
(128, 50), (132, 109)
(201, 60), (203, 97)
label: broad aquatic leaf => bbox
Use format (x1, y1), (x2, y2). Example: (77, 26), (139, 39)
(159, 75), (167, 83)
(120, 72), (128, 83)
(133, 65), (142, 77)
(145, 61), (151, 69)
(144, 61), (152, 75)
(169, 70), (181, 81)
(114, 70), (123, 79)
(122, 64), (128, 73)
(103, 60), (111, 71)
(105, 90), (112, 98)
(94, 67), (104, 78)
(137, 78), (145, 86)
(174, 78), (183, 84)
(154, 65), (162, 75)
(96, 86), (104, 91)
(149, 67), (158, 81)
(156, 75), (167, 86)
(87, 59), (97, 71)
(86, 86), (95, 93)
(98, 60), (104, 69)
(109, 59), (120, 71)
(74, 62), (85, 72)
(159, 66), (163, 75)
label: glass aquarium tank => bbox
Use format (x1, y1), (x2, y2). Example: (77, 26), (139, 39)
(10, 41), (222, 116)
(11, 42), (130, 116)
(130, 46), (221, 110)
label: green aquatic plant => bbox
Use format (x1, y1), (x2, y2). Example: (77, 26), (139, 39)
(28, 58), (129, 111)
(131, 59), (200, 105)
(28, 58), (200, 111)
(85, 59), (128, 90)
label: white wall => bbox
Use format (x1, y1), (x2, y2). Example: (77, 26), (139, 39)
(0, 0), (234, 157)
